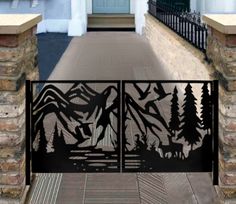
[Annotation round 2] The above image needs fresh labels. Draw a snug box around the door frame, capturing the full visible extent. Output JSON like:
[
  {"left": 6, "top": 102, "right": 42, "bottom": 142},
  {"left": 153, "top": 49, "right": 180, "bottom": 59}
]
[{"left": 92, "top": 0, "right": 131, "bottom": 14}]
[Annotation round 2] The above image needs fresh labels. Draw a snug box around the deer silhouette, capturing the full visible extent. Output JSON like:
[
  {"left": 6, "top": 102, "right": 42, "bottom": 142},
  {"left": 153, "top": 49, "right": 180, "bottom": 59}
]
[
  {"left": 158, "top": 140, "right": 172, "bottom": 159},
  {"left": 167, "top": 135, "right": 185, "bottom": 160}
]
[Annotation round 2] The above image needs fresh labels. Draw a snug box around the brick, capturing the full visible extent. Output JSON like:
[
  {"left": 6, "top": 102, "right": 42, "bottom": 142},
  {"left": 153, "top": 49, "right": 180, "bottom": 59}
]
[
  {"left": 220, "top": 112, "right": 236, "bottom": 132},
  {"left": 0, "top": 153, "right": 24, "bottom": 172},
  {"left": 0, "top": 126, "right": 25, "bottom": 147},
  {"left": 219, "top": 138, "right": 236, "bottom": 159},
  {"left": 207, "top": 36, "right": 236, "bottom": 78},
  {"left": 0, "top": 73, "right": 25, "bottom": 92},
  {"left": 220, "top": 98, "right": 236, "bottom": 118},
  {"left": 0, "top": 85, "right": 25, "bottom": 105},
  {"left": 219, "top": 85, "right": 236, "bottom": 104},
  {"left": 0, "top": 142, "right": 24, "bottom": 159},
  {"left": 0, "top": 113, "right": 25, "bottom": 132},
  {"left": 219, "top": 187, "right": 236, "bottom": 199},
  {"left": 0, "top": 36, "right": 37, "bottom": 63},
  {"left": 0, "top": 173, "right": 24, "bottom": 186},
  {"left": 0, "top": 101, "right": 25, "bottom": 118},
  {"left": 220, "top": 153, "right": 236, "bottom": 171},
  {"left": 220, "top": 172, "right": 236, "bottom": 186},
  {"left": 0, "top": 186, "right": 24, "bottom": 199},
  {"left": 211, "top": 27, "right": 236, "bottom": 48},
  {"left": 0, "top": 61, "right": 23, "bottom": 77},
  {"left": 0, "top": 27, "right": 35, "bottom": 48},
  {"left": 219, "top": 126, "right": 236, "bottom": 148}
]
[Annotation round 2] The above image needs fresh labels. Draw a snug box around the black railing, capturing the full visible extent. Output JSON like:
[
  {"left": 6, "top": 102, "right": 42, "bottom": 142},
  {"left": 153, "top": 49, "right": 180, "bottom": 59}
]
[{"left": 148, "top": 0, "right": 208, "bottom": 52}]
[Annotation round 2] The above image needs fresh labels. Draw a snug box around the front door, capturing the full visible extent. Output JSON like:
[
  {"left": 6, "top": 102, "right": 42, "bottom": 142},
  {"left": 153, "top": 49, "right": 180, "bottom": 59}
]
[{"left": 93, "top": 0, "right": 130, "bottom": 14}]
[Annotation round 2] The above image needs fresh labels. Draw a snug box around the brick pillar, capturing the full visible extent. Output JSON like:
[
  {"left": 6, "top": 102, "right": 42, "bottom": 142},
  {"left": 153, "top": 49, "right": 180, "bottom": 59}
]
[
  {"left": 0, "top": 14, "right": 41, "bottom": 204},
  {"left": 203, "top": 15, "right": 236, "bottom": 203}
]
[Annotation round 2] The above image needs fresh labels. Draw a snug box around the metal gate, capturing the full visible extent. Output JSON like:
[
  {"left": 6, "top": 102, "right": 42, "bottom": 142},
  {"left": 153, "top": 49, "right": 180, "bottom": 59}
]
[{"left": 26, "top": 80, "right": 218, "bottom": 185}]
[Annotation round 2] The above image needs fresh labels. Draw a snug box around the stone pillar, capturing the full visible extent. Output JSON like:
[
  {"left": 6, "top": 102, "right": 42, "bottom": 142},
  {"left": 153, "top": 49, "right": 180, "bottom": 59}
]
[
  {"left": 203, "top": 14, "right": 236, "bottom": 203},
  {"left": 0, "top": 14, "right": 41, "bottom": 204}
]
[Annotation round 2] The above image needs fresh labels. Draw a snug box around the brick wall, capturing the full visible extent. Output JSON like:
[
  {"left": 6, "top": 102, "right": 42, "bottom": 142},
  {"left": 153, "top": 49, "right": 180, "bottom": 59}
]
[
  {"left": 0, "top": 19, "right": 40, "bottom": 203},
  {"left": 145, "top": 14, "right": 214, "bottom": 81},
  {"left": 207, "top": 25, "right": 236, "bottom": 203}
]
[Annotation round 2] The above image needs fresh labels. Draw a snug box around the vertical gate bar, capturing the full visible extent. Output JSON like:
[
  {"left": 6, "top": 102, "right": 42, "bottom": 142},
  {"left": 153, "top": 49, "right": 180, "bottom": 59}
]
[
  {"left": 25, "top": 80, "right": 31, "bottom": 185},
  {"left": 121, "top": 81, "right": 125, "bottom": 172},
  {"left": 213, "top": 80, "right": 219, "bottom": 185},
  {"left": 118, "top": 81, "right": 122, "bottom": 172}
]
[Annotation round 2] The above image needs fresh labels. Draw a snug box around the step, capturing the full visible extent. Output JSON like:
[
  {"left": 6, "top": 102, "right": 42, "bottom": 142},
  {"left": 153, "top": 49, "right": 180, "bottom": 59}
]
[{"left": 88, "top": 14, "right": 135, "bottom": 30}]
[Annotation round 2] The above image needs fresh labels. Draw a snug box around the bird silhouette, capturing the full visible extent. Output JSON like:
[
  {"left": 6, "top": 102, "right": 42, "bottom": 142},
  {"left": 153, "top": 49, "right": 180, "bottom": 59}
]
[
  {"left": 154, "top": 83, "right": 171, "bottom": 101},
  {"left": 134, "top": 83, "right": 151, "bottom": 100}
]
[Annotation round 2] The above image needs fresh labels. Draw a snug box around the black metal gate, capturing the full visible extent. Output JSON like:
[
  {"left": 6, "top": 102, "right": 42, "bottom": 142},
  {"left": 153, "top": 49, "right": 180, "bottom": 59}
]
[{"left": 26, "top": 80, "right": 218, "bottom": 185}]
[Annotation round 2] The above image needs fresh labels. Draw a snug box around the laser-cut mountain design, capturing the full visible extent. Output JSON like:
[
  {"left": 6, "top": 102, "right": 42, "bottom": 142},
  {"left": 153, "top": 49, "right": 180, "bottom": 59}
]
[{"left": 32, "top": 82, "right": 120, "bottom": 172}]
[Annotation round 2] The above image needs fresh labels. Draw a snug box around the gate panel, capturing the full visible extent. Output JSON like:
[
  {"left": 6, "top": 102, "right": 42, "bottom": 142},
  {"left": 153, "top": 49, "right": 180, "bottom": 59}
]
[
  {"left": 122, "top": 81, "right": 216, "bottom": 172},
  {"left": 31, "top": 81, "right": 121, "bottom": 173},
  {"left": 26, "top": 80, "right": 218, "bottom": 184}
]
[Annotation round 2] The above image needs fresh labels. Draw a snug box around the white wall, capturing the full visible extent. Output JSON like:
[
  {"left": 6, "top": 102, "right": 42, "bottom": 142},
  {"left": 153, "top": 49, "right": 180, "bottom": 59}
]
[
  {"left": 0, "top": 0, "right": 71, "bottom": 33},
  {"left": 193, "top": 0, "right": 236, "bottom": 14}
]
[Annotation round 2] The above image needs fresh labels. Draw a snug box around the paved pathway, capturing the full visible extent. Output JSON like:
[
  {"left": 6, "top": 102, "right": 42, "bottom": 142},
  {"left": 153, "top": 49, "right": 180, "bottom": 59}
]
[
  {"left": 28, "top": 32, "right": 219, "bottom": 204},
  {"left": 48, "top": 32, "right": 168, "bottom": 80}
]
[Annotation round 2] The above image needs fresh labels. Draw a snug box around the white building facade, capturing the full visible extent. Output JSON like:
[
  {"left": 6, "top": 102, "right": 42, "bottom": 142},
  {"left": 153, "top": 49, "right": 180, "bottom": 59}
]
[{"left": 0, "top": 0, "right": 235, "bottom": 36}]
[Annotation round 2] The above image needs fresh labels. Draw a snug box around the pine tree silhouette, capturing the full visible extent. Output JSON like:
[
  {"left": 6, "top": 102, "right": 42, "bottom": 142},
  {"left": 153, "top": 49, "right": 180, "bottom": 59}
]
[
  {"left": 169, "top": 86, "right": 180, "bottom": 136},
  {"left": 53, "top": 123, "right": 66, "bottom": 154},
  {"left": 38, "top": 124, "right": 47, "bottom": 154},
  {"left": 200, "top": 83, "right": 212, "bottom": 134},
  {"left": 177, "top": 84, "right": 202, "bottom": 150}
]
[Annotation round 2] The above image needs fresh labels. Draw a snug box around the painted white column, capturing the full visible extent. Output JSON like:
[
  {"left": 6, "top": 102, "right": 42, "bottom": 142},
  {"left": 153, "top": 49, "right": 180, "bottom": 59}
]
[
  {"left": 87, "top": 0, "right": 92, "bottom": 14},
  {"left": 200, "top": 0, "right": 206, "bottom": 14},
  {"left": 68, "top": 0, "right": 87, "bottom": 36},
  {"left": 223, "top": 0, "right": 236, "bottom": 13},
  {"left": 135, "top": 0, "right": 148, "bottom": 35},
  {"left": 190, "top": 0, "right": 197, "bottom": 12},
  {"left": 205, "top": 0, "right": 236, "bottom": 14},
  {"left": 130, "top": 0, "right": 135, "bottom": 14}
]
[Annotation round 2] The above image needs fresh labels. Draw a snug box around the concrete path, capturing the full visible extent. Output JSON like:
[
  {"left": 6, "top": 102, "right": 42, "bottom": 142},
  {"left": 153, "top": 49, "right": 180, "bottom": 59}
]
[
  {"left": 28, "top": 32, "right": 219, "bottom": 204},
  {"left": 49, "top": 32, "right": 169, "bottom": 80}
]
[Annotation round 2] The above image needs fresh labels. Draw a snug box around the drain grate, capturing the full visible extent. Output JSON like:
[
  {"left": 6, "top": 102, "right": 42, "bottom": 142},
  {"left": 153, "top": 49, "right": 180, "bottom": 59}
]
[{"left": 27, "top": 174, "right": 62, "bottom": 204}]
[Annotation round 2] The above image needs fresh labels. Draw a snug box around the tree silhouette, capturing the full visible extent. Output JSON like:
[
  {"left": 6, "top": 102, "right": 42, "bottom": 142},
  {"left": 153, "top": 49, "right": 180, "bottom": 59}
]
[
  {"left": 141, "top": 134, "right": 148, "bottom": 150},
  {"left": 52, "top": 123, "right": 66, "bottom": 154},
  {"left": 200, "top": 83, "right": 212, "bottom": 134},
  {"left": 177, "top": 84, "right": 202, "bottom": 150},
  {"left": 38, "top": 124, "right": 47, "bottom": 154},
  {"left": 150, "top": 141, "right": 156, "bottom": 152},
  {"left": 169, "top": 86, "right": 180, "bottom": 136}
]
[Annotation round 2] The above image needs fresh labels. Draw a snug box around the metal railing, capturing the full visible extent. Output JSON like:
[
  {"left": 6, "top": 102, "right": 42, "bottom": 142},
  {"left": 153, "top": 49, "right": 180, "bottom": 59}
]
[{"left": 148, "top": 0, "right": 208, "bottom": 52}]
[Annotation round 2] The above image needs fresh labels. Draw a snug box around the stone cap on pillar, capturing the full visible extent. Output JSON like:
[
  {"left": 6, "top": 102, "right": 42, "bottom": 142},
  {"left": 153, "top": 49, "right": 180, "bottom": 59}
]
[
  {"left": 203, "top": 14, "right": 236, "bottom": 34},
  {"left": 0, "top": 14, "right": 42, "bottom": 34}
]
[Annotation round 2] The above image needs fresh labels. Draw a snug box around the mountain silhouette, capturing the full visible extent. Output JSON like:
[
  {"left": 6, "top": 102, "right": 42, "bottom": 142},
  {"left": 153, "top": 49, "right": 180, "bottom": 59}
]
[{"left": 32, "top": 83, "right": 119, "bottom": 150}]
